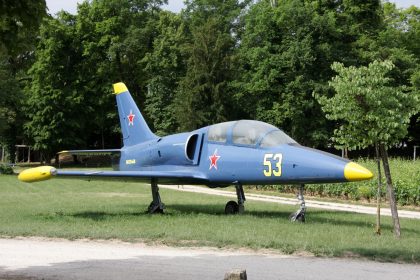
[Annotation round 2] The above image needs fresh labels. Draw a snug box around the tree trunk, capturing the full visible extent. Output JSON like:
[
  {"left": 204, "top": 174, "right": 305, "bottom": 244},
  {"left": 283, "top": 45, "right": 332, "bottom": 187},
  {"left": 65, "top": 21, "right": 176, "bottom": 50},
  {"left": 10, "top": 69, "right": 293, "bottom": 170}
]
[
  {"left": 375, "top": 144, "right": 382, "bottom": 235},
  {"left": 379, "top": 144, "right": 401, "bottom": 238}
]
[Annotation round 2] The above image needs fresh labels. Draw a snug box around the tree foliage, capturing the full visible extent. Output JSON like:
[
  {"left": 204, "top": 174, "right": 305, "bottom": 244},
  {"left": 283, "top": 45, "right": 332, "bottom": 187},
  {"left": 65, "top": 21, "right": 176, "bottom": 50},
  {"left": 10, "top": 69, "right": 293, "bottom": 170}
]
[
  {"left": 173, "top": 0, "right": 245, "bottom": 131},
  {"left": 24, "top": 0, "right": 166, "bottom": 157},
  {"left": 144, "top": 11, "right": 187, "bottom": 135},
  {"left": 0, "top": 0, "right": 419, "bottom": 160},
  {"left": 235, "top": 0, "right": 384, "bottom": 146},
  {"left": 0, "top": 0, "right": 47, "bottom": 55},
  {"left": 0, "top": 0, "right": 47, "bottom": 161},
  {"left": 317, "top": 60, "right": 419, "bottom": 149}
]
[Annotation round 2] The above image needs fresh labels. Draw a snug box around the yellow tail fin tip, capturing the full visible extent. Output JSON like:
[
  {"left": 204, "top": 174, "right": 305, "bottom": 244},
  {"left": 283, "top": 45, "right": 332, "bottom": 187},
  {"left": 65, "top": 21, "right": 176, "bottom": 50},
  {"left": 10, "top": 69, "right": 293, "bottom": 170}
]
[{"left": 113, "top": 82, "right": 128, "bottom": 95}]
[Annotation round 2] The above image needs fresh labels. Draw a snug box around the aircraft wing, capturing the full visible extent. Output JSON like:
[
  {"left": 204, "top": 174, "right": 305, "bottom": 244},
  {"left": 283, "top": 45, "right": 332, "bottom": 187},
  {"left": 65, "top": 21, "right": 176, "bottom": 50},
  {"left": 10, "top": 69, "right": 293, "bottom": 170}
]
[{"left": 18, "top": 166, "right": 209, "bottom": 184}]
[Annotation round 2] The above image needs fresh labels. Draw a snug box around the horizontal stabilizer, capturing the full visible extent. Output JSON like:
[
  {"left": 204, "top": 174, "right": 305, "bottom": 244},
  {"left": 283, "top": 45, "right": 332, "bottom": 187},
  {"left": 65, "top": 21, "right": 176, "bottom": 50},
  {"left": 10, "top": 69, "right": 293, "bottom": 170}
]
[{"left": 58, "top": 149, "right": 121, "bottom": 156}]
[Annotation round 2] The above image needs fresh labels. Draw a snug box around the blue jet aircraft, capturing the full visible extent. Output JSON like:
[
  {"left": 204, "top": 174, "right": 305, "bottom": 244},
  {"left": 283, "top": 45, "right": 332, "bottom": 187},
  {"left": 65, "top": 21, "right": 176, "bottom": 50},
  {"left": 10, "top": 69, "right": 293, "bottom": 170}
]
[{"left": 19, "top": 82, "right": 373, "bottom": 221}]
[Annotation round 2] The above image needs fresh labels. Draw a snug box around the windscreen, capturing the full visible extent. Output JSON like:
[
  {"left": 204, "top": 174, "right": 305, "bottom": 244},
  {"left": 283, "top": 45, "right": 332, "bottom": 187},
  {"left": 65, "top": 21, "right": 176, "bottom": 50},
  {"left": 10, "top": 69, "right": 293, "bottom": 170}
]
[{"left": 260, "top": 130, "right": 297, "bottom": 147}]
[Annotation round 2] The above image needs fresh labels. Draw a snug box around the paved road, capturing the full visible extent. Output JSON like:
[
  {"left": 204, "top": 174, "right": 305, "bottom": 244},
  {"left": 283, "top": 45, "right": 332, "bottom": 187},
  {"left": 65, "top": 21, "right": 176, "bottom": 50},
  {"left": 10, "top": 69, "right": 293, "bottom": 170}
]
[
  {"left": 161, "top": 185, "right": 420, "bottom": 219},
  {"left": 0, "top": 238, "right": 419, "bottom": 280}
]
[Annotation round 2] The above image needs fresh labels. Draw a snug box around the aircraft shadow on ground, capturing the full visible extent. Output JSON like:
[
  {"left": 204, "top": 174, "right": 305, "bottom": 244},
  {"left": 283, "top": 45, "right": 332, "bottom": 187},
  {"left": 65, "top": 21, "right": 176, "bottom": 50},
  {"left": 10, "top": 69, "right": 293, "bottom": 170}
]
[
  {"left": 168, "top": 203, "right": 292, "bottom": 218},
  {"left": 37, "top": 204, "right": 420, "bottom": 234},
  {"left": 38, "top": 204, "right": 292, "bottom": 221}
]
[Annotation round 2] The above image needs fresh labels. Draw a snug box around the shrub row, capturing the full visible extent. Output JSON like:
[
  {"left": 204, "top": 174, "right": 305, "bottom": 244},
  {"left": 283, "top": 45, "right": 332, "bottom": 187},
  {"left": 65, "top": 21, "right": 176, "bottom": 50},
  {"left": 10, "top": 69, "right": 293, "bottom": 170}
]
[{"left": 0, "top": 164, "right": 14, "bottom": 175}]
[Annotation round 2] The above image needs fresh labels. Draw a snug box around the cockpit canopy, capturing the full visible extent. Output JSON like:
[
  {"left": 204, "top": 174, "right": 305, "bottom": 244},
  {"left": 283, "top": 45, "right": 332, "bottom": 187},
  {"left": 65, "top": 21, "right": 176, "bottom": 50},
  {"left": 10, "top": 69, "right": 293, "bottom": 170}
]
[{"left": 207, "top": 120, "right": 297, "bottom": 148}]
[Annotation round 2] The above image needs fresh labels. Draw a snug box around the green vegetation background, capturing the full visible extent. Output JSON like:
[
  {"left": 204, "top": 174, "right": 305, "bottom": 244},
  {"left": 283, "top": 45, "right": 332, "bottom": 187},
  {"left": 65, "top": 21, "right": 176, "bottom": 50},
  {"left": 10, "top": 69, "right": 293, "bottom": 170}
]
[{"left": 0, "top": 0, "right": 419, "bottom": 160}]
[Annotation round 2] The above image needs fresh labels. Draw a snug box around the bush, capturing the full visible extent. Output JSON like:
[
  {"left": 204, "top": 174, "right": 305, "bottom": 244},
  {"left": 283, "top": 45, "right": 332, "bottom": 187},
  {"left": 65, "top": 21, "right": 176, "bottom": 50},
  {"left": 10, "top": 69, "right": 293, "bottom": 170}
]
[
  {"left": 357, "top": 185, "right": 373, "bottom": 201},
  {"left": 0, "top": 164, "right": 14, "bottom": 175}
]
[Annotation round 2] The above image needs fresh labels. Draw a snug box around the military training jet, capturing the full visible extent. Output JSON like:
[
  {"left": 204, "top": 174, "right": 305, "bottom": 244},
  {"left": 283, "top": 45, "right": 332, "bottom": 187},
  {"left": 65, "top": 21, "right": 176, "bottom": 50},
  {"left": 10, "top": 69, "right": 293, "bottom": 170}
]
[{"left": 18, "top": 82, "right": 373, "bottom": 221}]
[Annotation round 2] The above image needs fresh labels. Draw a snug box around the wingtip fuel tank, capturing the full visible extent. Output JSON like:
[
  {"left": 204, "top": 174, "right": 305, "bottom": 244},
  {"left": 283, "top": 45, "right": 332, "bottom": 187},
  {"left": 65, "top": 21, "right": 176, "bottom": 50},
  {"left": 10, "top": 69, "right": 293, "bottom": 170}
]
[{"left": 18, "top": 166, "right": 57, "bottom": 183}]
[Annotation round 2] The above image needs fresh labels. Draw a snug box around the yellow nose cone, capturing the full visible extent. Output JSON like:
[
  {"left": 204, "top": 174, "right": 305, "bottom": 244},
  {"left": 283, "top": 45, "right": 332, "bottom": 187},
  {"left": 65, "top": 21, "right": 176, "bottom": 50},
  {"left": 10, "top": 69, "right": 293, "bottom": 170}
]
[
  {"left": 18, "top": 166, "right": 56, "bottom": 183},
  {"left": 344, "top": 162, "right": 373, "bottom": 181}
]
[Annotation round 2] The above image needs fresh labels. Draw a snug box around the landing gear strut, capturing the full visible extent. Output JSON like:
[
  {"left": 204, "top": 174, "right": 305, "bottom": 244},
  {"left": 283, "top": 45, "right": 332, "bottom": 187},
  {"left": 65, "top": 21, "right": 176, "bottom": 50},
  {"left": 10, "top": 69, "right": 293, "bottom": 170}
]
[
  {"left": 290, "top": 184, "right": 306, "bottom": 222},
  {"left": 225, "top": 183, "right": 246, "bottom": 214},
  {"left": 148, "top": 179, "right": 165, "bottom": 214}
]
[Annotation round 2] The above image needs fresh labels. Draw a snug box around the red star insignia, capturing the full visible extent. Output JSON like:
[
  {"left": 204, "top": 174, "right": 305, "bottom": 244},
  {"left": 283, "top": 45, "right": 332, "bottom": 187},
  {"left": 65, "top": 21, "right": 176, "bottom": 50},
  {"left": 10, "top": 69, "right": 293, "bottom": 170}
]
[
  {"left": 209, "top": 149, "right": 221, "bottom": 170},
  {"left": 127, "top": 110, "right": 135, "bottom": 126}
]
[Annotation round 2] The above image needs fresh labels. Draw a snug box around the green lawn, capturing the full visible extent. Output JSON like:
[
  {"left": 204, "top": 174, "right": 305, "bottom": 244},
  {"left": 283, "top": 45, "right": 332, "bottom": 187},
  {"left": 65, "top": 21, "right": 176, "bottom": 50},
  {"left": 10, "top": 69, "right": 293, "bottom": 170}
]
[{"left": 0, "top": 174, "right": 419, "bottom": 263}]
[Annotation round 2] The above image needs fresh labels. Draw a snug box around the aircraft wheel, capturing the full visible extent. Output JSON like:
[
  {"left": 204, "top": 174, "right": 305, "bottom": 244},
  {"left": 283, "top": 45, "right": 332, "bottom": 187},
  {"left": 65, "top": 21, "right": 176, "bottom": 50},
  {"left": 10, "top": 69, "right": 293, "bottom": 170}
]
[
  {"left": 225, "top": 200, "right": 239, "bottom": 215},
  {"left": 295, "top": 213, "right": 305, "bottom": 222},
  {"left": 148, "top": 202, "right": 164, "bottom": 214},
  {"left": 289, "top": 212, "right": 305, "bottom": 223}
]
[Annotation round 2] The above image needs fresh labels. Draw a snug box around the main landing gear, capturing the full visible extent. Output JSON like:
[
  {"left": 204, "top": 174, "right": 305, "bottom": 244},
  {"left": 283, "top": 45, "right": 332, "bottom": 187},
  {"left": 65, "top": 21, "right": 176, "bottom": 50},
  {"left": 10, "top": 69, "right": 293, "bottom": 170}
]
[
  {"left": 225, "top": 183, "right": 246, "bottom": 215},
  {"left": 148, "top": 179, "right": 165, "bottom": 214},
  {"left": 290, "top": 184, "right": 306, "bottom": 222}
]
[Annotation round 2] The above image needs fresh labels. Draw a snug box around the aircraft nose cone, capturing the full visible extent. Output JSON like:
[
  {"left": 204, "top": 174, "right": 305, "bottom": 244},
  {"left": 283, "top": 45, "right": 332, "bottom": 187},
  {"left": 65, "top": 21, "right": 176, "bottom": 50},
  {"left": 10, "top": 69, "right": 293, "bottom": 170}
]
[{"left": 344, "top": 162, "right": 373, "bottom": 181}]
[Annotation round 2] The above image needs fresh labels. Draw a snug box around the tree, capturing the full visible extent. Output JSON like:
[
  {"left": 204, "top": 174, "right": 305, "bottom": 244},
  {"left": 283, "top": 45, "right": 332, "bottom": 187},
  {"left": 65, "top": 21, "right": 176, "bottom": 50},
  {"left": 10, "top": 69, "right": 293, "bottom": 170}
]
[
  {"left": 173, "top": 0, "right": 245, "bottom": 131},
  {"left": 0, "top": 0, "right": 47, "bottom": 56},
  {"left": 379, "top": 3, "right": 420, "bottom": 147},
  {"left": 316, "top": 60, "right": 420, "bottom": 237},
  {"left": 25, "top": 14, "right": 87, "bottom": 162},
  {"left": 143, "top": 11, "right": 187, "bottom": 135},
  {"left": 25, "top": 0, "right": 166, "bottom": 159},
  {"left": 74, "top": 0, "right": 165, "bottom": 146},
  {"left": 235, "top": 0, "right": 384, "bottom": 146},
  {"left": 0, "top": 0, "right": 47, "bottom": 162}
]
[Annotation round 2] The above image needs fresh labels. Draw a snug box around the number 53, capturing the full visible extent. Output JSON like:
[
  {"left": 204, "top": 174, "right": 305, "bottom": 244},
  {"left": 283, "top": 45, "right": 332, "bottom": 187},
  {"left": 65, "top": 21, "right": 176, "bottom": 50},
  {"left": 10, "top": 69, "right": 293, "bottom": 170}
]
[{"left": 263, "top": 153, "right": 282, "bottom": 177}]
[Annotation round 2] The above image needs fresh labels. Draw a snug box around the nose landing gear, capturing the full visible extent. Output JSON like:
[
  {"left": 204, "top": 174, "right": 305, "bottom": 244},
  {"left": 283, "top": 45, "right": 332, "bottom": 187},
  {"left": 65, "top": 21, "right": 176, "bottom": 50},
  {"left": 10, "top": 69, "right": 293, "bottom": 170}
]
[{"left": 225, "top": 183, "right": 246, "bottom": 214}]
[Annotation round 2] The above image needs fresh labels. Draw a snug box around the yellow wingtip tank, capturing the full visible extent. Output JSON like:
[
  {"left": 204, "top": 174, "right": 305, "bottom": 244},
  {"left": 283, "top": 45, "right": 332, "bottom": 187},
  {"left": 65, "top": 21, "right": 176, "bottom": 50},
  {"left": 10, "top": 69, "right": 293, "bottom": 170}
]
[
  {"left": 18, "top": 166, "right": 57, "bottom": 183},
  {"left": 344, "top": 162, "right": 373, "bottom": 181},
  {"left": 113, "top": 82, "right": 128, "bottom": 95}
]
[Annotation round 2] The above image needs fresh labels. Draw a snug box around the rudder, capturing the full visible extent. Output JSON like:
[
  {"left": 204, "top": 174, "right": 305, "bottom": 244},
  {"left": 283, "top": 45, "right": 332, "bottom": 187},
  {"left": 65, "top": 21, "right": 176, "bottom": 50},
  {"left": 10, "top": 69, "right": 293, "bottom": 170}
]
[{"left": 113, "top": 82, "right": 157, "bottom": 146}]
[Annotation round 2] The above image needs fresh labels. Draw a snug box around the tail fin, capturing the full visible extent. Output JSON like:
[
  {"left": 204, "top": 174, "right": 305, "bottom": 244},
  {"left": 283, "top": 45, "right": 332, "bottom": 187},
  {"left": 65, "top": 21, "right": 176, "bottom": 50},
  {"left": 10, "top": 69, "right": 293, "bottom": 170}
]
[{"left": 113, "top": 82, "right": 157, "bottom": 146}]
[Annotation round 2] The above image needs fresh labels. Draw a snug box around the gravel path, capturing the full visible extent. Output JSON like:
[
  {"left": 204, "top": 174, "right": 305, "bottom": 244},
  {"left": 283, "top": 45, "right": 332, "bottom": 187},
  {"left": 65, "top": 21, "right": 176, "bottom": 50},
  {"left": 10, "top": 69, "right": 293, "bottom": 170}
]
[{"left": 1, "top": 238, "right": 419, "bottom": 280}]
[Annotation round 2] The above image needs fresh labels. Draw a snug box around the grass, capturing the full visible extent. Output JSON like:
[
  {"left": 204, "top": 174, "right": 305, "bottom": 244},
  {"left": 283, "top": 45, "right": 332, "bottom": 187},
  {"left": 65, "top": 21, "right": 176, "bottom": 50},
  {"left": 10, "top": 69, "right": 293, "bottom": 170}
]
[{"left": 0, "top": 174, "right": 419, "bottom": 263}]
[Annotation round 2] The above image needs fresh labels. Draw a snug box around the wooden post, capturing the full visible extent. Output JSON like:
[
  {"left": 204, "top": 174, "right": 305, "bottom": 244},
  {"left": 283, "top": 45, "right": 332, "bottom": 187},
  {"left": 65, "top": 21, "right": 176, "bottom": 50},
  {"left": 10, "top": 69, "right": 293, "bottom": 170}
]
[
  {"left": 28, "top": 147, "right": 31, "bottom": 163},
  {"left": 414, "top": 146, "right": 418, "bottom": 161},
  {"left": 375, "top": 144, "right": 382, "bottom": 235},
  {"left": 224, "top": 269, "right": 247, "bottom": 280},
  {"left": 379, "top": 144, "right": 401, "bottom": 238}
]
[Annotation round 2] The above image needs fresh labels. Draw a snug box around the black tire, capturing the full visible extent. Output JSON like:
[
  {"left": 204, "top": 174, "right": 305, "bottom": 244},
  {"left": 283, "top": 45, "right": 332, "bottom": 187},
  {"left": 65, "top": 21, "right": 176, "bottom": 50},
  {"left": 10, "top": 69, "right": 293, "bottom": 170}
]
[
  {"left": 294, "top": 213, "right": 305, "bottom": 223},
  {"left": 289, "top": 212, "right": 305, "bottom": 222},
  {"left": 297, "top": 214, "right": 305, "bottom": 222},
  {"left": 148, "top": 202, "right": 164, "bottom": 214},
  {"left": 225, "top": 200, "right": 239, "bottom": 214}
]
